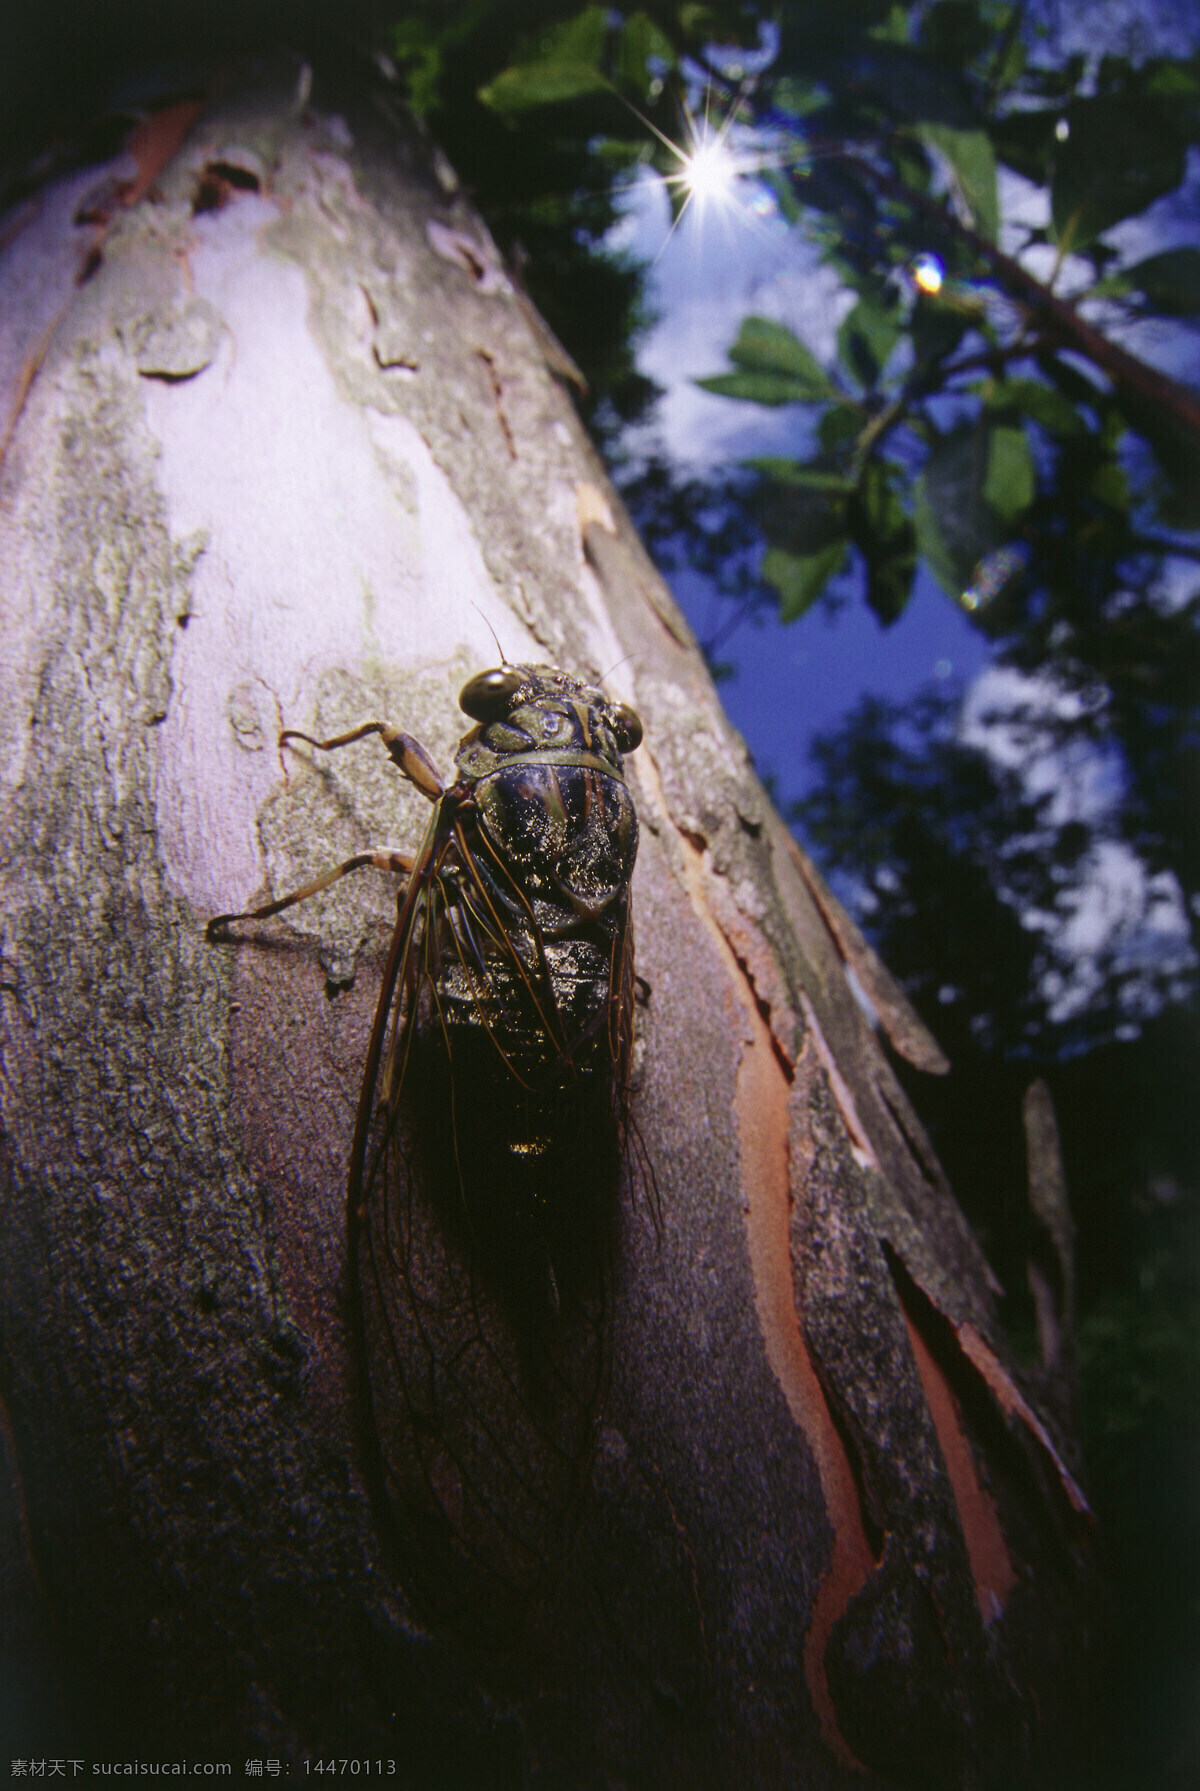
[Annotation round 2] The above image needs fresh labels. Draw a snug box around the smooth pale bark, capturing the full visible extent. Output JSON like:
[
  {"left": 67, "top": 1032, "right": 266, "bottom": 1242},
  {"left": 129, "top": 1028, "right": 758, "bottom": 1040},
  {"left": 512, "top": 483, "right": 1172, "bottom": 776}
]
[{"left": 0, "top": 54, "right": 1099, "bottom": 1785}]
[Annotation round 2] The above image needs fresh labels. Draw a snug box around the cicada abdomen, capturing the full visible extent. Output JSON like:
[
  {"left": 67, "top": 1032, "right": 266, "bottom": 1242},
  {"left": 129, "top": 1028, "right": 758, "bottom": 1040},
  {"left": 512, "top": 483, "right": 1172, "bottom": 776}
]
[{"left": 211, "top": 662, "right": 644, "bottom": 1643}]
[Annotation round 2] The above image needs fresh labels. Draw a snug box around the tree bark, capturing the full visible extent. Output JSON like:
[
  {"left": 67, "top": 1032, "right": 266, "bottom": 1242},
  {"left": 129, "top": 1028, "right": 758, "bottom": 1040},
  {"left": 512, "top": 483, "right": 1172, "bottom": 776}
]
[{"left": 0, "top": 52, "right": 1100, "bottom": 1786}]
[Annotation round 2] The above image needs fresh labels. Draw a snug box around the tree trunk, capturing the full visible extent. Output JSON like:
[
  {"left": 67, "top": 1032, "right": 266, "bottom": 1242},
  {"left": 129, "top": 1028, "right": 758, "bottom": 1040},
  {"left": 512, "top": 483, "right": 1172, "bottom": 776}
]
[{"left": 0, "top": 51, "right": 1100, "bottom": 1786}]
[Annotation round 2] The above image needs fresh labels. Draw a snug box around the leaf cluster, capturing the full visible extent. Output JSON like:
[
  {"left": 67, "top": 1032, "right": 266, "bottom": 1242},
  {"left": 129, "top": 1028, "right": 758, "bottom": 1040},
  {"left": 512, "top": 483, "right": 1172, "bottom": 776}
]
[
  {"left": 691, "top": 4, "right": 1200, "bottom": 631},
  {"left": 383, "top": 2, "right": 715, "bottom": 438},
  {"left": 457, "top": 0, "right": 1200, "bottom": 1037},
  {"left": 797, "top": 681, "right": 1195, "bottom": 1063},
  {"left": 436, "top": 6, "right": 1200, "bottom": 924}
]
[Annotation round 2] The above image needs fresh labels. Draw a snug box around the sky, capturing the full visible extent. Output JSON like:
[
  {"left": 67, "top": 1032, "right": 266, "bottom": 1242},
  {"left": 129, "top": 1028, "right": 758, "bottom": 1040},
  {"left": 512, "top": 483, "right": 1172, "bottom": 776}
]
[
  {"left": 609, "top": 165, "right": 991, "bottom": 804},
  {"left": 612, "top": 105, "right": 1200, "bottom": 800},
  {"left": 607, "top": 72, "right": 1200, "bottom": 1026}
]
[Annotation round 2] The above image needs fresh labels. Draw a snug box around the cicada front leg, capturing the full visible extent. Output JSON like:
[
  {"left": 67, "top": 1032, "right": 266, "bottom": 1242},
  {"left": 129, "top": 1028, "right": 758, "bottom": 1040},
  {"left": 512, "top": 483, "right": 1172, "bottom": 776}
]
[
  {"left": 280, "top": 721, "right": 444, "bottom": 802},
  {"left": 206, "top": 718, "right": 443, "bottom": 938}
]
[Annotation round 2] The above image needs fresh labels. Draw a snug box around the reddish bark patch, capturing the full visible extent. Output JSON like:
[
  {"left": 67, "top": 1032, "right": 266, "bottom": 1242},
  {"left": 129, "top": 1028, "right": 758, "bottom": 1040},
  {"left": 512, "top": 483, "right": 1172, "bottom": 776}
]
[
  {"left": 735, "top": 1030, "right": 875, "bottom": 1771},
  {"left": 193, "top": 160, "right": 263, "bottom": 215},
  {"left": 651, "top": 800, "right": 876, "bottom": 1769},
  {"left": 75, "top": 244, "right": 103, "bottom": 286},
  {"left": 956, "top": 1320, "right": 1091, "bottom": 1518},
  {"left": 125, "top": 101, "right": 205, "bottom": 208},
  {"left": 898, "top": 1305, "right": 1017, "bottom": 1626}
]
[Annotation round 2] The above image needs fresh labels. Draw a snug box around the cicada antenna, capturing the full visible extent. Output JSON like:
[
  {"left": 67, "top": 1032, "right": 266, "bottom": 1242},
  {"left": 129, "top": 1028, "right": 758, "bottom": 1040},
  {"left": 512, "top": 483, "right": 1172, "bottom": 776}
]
[
  {"left": 598, "top": 652, "right": 636, "bottom": 686},
  {"left": 471, "top": 600, "right": 513, "bottom": 668}
]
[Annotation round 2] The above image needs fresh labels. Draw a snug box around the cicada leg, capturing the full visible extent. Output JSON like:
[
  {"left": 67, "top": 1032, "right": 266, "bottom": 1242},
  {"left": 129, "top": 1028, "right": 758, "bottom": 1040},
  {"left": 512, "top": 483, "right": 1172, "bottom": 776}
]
[
  {"left": 208, "top": 717, "right": 445, "bottom": 937},
  {"left": 206, "top": 848, "right": 415, "bottom": 939},
  {"left": 280, "top": 721, "right": 444, "bottom": 802}
]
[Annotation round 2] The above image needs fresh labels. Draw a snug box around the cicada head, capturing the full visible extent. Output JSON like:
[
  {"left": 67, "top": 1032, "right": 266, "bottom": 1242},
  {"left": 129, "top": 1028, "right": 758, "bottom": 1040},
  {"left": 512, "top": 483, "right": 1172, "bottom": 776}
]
[
  {"left": 457, "top": 663, "right": 641, "bottom": 772},
  {"left": 454, "top": 664, "right": 642, "bottom": 919}
]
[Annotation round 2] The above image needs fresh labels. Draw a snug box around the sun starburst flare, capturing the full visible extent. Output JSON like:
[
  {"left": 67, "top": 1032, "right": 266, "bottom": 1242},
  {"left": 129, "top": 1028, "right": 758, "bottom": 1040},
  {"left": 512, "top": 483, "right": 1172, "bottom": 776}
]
[
  {"left": 619, "top": 83, "right": 781, "bottom": 253},
  {"left": 662, "top": 108, "right": 777, "bottom": 228}
]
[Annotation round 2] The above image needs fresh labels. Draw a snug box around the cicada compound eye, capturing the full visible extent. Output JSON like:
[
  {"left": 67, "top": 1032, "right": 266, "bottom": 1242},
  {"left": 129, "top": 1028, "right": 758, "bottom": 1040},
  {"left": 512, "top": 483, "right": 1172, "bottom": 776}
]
[
  {"left": 459, "top": 665, "right": 523, "bottom": 723},
  {"left": 610, "top": 703, "right": 643, "bottom": 753}
]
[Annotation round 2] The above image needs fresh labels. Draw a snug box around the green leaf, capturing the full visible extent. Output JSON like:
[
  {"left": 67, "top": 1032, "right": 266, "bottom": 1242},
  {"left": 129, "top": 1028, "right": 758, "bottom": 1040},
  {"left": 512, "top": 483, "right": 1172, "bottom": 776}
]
[
  {"left": 756, "top": 472, "right": 848, "bottom": 558},
  {"left": 744, "top": 458, "right": 854, "bottom": 491},
  {"left": 890, "top": 135, "right": 933, "bottom": 196},
  {"left": 1109, "top": 247, "right": 1200, "bottom": 316},
  {"left": 819, "top": 404, "right": 863, "bottom": 453},
  {"left": 1090, "top": 459, "right": 1128, "bottom": 510},
  {"left": 863, "top": 543, "right": 917, "bottom": 625},
  {"left": 618, "top": 11, "right": 676, "bottom": 95},
  {"left": 849, "top": 460, "right": 917, "bottom": 625},
  {"left": 591, "top": 136, "right": 654, "bottom": 166},
  {"left": 772, "top": 76, "right": 830, "bottom": 122},
  {"left": 911, "top": 291, "right": 970, "bottom": 366},
  {"left": 916, "top": 420, "right": 1003, "bottom": 593},
  {"left": 727, "top": 316, "right": 838, "bottom": 397},
  {"left": 697, "top": 372, "right": 826, "bottom": 407},
  {"left": 990, "top": 8, "right": 1027, "bottom": 91},
  {"left": 479, "top": 61, "right": 608, "bottom": 113},
  {"left": 763, "top": 167, "right": 804, "bottom": 225},
  {"left": 991, "top": 105, "right": 1060, "bottom": 186},
  {"left": 921, "top": 125, "right": 999, "bottom": 240},
  {"left": 763, "top": 541, "right": 847, "bottom": 621},
  {"left": 852, "top": 459, "right": 906, "bottom": 540},
  {"left": 996, "top": 378, "right": 1085, "bottom": 438},
  {"left": 1052, "top": 96, "right": 1187, "bottom": 247},
  {"left": 1142, "top": 60, "right": 1200, "bottom": 101},
  {"left": 679, "top": 3, "right": 724, "bottom": 33},
  {"left": 837, "top": 295, "right": 901, "bottom": 389},
  {"left": 914, "top": 481, "right": 962, "bottom": 596},
  {"left": 390, "top": 20, "right": 441, "bottom": 117},
  {"left": 872, "top": 5, "right": 913, "bottom": 48},
  {"left": 479, "top": 6, "right": 610, "bottom": 114},
  {"left": 983, "top": 424, "right": 1035, "bottom": 523}
]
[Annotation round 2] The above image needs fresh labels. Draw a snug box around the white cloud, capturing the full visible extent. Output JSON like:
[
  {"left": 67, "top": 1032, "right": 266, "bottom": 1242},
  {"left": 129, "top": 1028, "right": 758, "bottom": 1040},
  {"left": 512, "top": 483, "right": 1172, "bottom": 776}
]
[
  {"left": 611, "top": 169, "right": 847, "bottom": 472},
  {"left": 960, "top": 665, "right": 1195, "bottom": 1028}
]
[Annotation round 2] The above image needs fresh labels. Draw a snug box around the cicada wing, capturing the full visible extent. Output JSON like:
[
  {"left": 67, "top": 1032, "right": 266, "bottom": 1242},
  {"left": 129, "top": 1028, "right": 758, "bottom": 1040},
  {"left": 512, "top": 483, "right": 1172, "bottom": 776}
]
[{"left": 349, "top": 827, "right": 612, "bottom": 1643}]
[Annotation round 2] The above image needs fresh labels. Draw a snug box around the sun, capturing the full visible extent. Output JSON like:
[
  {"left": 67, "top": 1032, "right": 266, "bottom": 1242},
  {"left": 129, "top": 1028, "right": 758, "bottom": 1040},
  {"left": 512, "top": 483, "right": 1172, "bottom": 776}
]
[
  {"left": 676, "top": 129, "right": 739, "bottom": 208},
  {"left": 655, "top": 98, "right": 778, "bottom": 238},
  {"left": 611, "top": 82, "right": 782, "bottom": 255}
]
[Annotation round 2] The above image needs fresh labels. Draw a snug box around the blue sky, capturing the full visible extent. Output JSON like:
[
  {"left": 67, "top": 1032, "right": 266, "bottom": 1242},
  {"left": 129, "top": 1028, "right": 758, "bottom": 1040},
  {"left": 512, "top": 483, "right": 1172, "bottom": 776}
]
[
  {"left": 608, "top": 69, "right": 1200, "bottom": 1023},
  {"left": 607, "top": 0, "right": 1200, "bottom": 820},
  {"left": 610, "top": 166, "right": 990, "bottom": 804}
]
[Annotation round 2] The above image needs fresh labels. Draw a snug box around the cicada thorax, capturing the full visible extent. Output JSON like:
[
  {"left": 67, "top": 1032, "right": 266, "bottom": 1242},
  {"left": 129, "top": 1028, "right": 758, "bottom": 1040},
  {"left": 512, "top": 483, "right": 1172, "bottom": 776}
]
[{"left": 355, "top": 664, "right": 642, "bottom": 1644}]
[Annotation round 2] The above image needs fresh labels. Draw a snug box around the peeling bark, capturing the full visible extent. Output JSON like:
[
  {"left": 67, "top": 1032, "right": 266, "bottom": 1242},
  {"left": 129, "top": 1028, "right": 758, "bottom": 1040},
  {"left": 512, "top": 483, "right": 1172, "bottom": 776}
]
[{"left": 0, "top": 53, "right": 1101, "bottom": 1783}]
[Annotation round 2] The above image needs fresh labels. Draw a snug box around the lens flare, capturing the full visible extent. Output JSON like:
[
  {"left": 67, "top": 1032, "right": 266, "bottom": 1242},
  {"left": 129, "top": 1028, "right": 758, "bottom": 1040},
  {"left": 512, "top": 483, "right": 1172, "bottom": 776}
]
[
  {"left": 912, "top": 251, "right": 945, "bottom": 295},
  {"left": 629, "top": 84, "right": 779, "bottom": 246},
  {"left": 678, "top": 132, "right": 739, "bottom": 206},
  {"left": 961, "top": 543, "right": 1031, "bottom": 612},
  {"left": 663, "top": 113, "right": 768, "bottom": 228}
]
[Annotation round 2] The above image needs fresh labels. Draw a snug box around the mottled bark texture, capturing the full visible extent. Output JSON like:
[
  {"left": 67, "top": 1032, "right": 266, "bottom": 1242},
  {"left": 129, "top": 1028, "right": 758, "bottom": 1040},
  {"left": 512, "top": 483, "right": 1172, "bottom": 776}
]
[{"left": 0, "top": 53, "right": 1099, "bottom": 1785}]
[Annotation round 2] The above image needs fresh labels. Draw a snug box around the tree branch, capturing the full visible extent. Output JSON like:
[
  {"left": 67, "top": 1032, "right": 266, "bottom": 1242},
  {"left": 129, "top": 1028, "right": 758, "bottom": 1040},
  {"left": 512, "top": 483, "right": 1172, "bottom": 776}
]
[{"left": 845, "top": 151, "right": 1200, "bottom": 447}]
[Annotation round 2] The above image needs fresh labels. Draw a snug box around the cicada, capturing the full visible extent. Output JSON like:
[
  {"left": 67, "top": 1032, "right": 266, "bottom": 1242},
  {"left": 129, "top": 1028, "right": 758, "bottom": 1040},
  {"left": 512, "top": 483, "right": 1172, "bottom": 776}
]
[{"left": 209, "top": 662, "right": 645, "bottom": 1637}]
